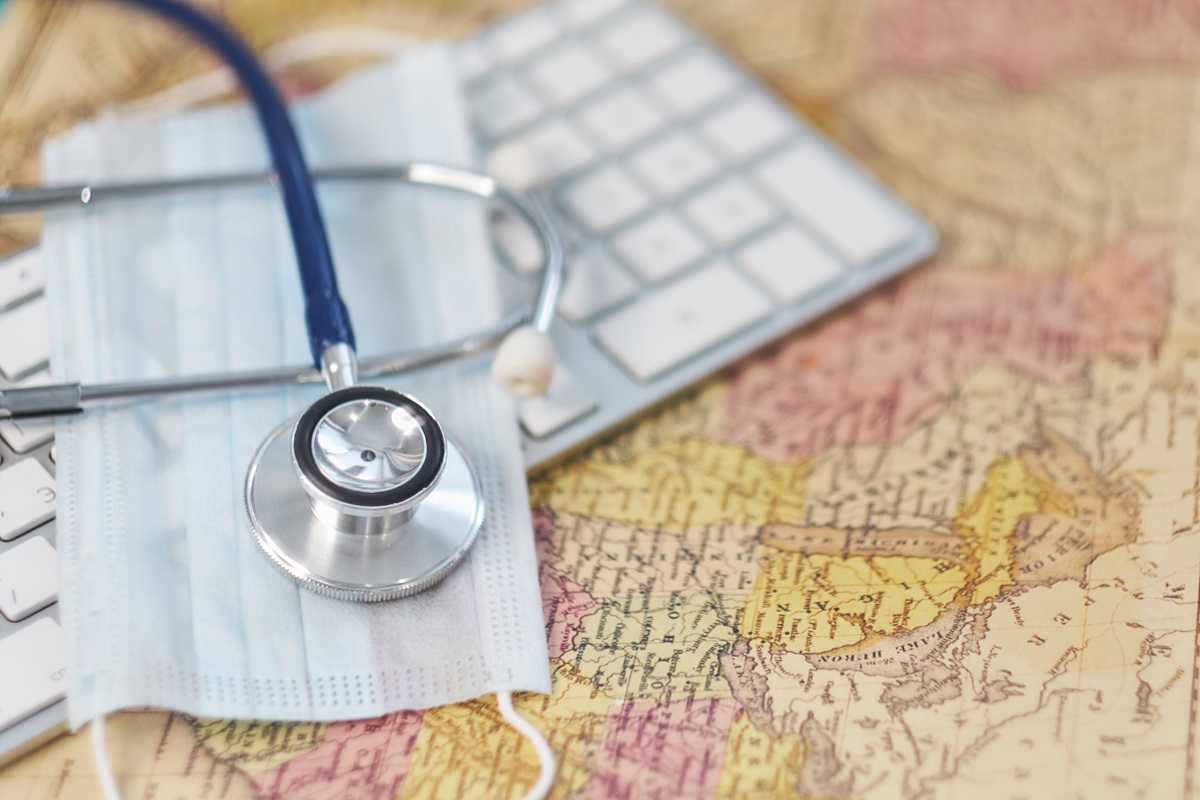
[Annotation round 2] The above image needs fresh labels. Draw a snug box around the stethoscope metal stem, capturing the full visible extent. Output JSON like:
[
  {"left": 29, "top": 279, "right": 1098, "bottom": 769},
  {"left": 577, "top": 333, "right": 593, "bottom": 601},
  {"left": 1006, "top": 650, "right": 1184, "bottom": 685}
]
[{"left": 0, "top": 305, "right": 528, "bottom": 419}]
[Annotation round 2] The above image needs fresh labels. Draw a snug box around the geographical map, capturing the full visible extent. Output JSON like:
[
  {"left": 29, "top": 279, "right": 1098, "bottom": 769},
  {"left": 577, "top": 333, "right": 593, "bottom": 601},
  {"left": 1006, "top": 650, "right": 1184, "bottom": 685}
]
[{"left": 3, "top": 0, "right": 1200, "bottom": 797}]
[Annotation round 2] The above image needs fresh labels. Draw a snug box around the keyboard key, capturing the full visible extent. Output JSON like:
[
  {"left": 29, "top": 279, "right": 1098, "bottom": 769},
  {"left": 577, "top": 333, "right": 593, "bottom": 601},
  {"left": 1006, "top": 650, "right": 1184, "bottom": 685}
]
[
  {"left": 0, "top": 371, "right": 54, "bottom": 454},
  {"left": 628, "top": 131, "right": 720, "bottom": 197},
  {"left": 0, "top": 618, "right": 66, "bottom": 731},
  {"left": 599, "top": 7, "right": 687, "bottom": 68},
  {"left": 648, "top": 50, "right": 740, "bottom": 114},
  {"left": 0, "top": 415, "right": 54, "bottom": 455},
  {"left": 558, "top": 247, "right": 637, "bottom": 323},
  {"left": 488, "top": 8, "right": 559, "bottom": 62},
  {"left": 559, "top": 0, "right": 633, "bottom": 26},
  {"left": 519, "top": 365, "right": 597, "bottom": 438},
  {"left": 560, "top": 166, "right": 652, "bottom": 232},
  {"left": 737, "top": 225, "right": 844, "bottom": 303},
  {"left": 594, "top": 261, "right": 772, "bottom": 381},
  {"left": 0, "top": 249, "right": 45, "bottom": 312},
  {"left": 576, "top": 87, "right": 665, "bottom": 151},
  {"left": 611, "top": 211, "right": 706, "bottom": 282},
  {"left": 0, "top": 459, "right": 56, "bottom": 541},
  {"left": 526, "top": 45, "right": 614, "bottom": 104},
  {"left": 755, "top": 140, "right": 916, "bottom": 265},
  {"left": 491, "top": 120, "right": 597, "bottom": 187},
  {"left": 0, "top": 536, "right": 57, "bottom": 622},
  {"left": 492, "top": 213, "right": 544, "bottom": 276},
  {"left": 682, "top": 176, "right": 775, "bottom": 246},
  {"left": 454, "top": 39, "right": 491, "bottom": 83},
  {"left": 701, "top": 96, "right": 796, "bottom": 160},
  {"left": 0, "top": 297, "right": 50, "bottom": 381},
  {"left": 559, "top": 0, "right": 630, "bottom": 27},
  {"left": 471, "top": 78, "right": 543, "bottom": 138}
]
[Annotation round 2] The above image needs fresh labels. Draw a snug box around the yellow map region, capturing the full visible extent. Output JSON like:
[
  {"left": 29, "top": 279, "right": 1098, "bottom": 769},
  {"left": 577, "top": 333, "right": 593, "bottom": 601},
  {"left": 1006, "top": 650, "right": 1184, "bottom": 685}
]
[
  {"left": 532, "top": 434, "right": 809, "bottom": 529},
  {"left": 741, "top": 553, "right": 966, "bottom": 653},
  {"left": 956, "top": 455, "right": 1076, "bottom": 605}
]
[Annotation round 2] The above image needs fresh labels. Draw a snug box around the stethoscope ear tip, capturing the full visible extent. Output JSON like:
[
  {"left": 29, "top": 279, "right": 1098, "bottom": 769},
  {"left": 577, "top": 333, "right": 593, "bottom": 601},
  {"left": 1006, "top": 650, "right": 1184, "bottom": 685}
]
[{"left": 492, "top": 324, "right": 556, "bottom": 399}]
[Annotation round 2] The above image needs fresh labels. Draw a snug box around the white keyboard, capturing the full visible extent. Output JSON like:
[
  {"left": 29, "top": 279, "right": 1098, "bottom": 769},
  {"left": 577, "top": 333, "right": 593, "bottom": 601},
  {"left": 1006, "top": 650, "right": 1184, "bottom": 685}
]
[
  {"left": 0, "top": 0, "right": 936, "bottom": 764},
  {"left": 458, "top": 0, "right": 936, "bottom": 470},
  {"left": 0, "top": 247, "right": 69, "bottom": 764}
]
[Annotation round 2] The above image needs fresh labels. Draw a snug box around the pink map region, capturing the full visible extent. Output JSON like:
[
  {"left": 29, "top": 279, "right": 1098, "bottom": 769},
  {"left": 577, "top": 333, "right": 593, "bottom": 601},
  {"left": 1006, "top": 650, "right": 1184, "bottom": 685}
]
[
  {"left": 535, "top": 508, "right": 602, "bottom": 660},
  {"left": 718, "top": 235, "right": 1170, "bottom": 462},
  {"left": 587, "top": 698, "right": 741, "bottom": 800},
  {"left": 250, "top": 712, "right": 424, "bottom": 800},
  {"left": 869, "top": 0, "right": 1200, "bottom": 87}
]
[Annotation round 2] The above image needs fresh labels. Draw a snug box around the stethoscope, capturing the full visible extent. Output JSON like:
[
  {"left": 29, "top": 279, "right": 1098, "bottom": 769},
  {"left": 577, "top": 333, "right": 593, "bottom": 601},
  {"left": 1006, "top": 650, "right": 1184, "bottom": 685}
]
[{"left": 0, "top": 0, "right": 566, "bottom": 601}]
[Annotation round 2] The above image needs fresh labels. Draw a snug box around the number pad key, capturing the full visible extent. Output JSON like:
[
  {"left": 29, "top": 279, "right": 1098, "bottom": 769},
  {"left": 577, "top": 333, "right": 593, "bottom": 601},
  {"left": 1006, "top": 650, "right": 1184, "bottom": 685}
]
[
  {"left": 0, "top": 249, "right": 45, "bottom": 312},
  {"left": 0, "top": 618, "right": 67, "bottom": 730},
  {"left": 0, "top": 459, "right": 56, "bottom": 541},
  {"left": 0, "top": 536, "right": 57, "bottom": 621},
  {"left": 0, "top": 297, "right": 50, "bottom": 381}
]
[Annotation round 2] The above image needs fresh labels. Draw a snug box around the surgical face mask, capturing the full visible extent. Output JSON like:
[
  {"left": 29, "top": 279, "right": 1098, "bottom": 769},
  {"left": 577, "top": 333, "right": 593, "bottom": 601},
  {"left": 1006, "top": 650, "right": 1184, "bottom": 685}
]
[{"left": 41, "top": 45, "right": 551, "bottom": 726}]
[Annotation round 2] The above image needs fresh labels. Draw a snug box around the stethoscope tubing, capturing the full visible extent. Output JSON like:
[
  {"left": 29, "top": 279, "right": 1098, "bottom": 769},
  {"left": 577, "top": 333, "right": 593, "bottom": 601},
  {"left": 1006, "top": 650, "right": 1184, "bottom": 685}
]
[{"left": 0, "top": 163, "right": 566, "bottom": 419}]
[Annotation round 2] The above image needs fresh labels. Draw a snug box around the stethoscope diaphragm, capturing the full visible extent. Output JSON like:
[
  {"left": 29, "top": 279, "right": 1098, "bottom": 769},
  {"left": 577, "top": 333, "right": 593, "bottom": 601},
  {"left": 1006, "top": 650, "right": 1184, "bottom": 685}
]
[{"left": 245, "top": 387, "right": 484, "bottom": 602}]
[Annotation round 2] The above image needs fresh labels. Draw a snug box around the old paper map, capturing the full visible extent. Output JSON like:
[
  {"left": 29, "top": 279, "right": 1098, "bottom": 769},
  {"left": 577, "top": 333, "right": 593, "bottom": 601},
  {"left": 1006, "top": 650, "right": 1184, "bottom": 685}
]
[{"left": 4, "top": 0, "right": 1200, "bottom": 797}]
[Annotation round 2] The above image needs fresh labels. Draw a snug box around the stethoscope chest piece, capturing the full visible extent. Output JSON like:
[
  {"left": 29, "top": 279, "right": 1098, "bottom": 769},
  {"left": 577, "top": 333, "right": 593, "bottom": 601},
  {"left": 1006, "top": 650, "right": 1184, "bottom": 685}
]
[{"left": 245, "top": 386, "right": 484, "bottom": 601}]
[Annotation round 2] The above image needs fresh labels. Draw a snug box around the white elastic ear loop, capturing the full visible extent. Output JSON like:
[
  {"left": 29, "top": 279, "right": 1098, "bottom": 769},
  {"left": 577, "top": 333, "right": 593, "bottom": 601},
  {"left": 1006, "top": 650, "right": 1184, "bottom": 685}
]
[
  {"left": 497, "top": 691, "right": 555, "bottom": 800},
  {"left": 91, "top": 714, "right": 123, "bottom": 800}
]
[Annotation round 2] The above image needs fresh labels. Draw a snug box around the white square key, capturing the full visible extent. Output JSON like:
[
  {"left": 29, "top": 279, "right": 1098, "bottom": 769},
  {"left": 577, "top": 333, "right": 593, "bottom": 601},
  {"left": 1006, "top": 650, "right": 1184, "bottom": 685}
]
[
  {"left": 598, "top": 7, "right": 688, "bottom": 68},
  {"left": 0, "top": 618, "right": 67, "bottom": 730},
  {"left": 490, "top": 120, "right": 597, "bottom": 188},
  {"left": 628, "top": 131, "right": 720, "bottom": 198},
  {"left": 611, "top": 211, "right": 707, "bottom": 282},
  {"left": 0, "top": 415, "right": 54, "bottom": 455},
  {"left": 0, "top": 248, "right": 45, "bottom": 311},
  {"left": 701, "top": 95, "right": 796, "bottom": 161},
  {"left": 648, "top": 50, "right": 740, "bottom": 115},
  {"left": 755, "top": 140, "right": 916, "bottom": 266},
  {"left": 470, "top": 78, "right": 543, "bottom": 139},
  {"left": 492, "top": 213, "right": 544, "bottom": 276},
  {"left": 0, "top": 370, "right": 55, "bottom": 454},
  {"left": 737, "top": 225, "right": 844, "bottom": 303},
  {"left": 0, "top": 459, "right": 56, "bottom": 541},
  {"left": 683, "top": 176, "right": 776, "bottom": 246},
  {"left": 559, "top": 0, "right": 631, "bottom": 27},
  {"left": 488, "top": 8, "right": 559, "bottom": 62},
  {"left": 454, "top": 39, "right": 491, "bottom": 83},
  {"left": 526, "top": 45, "right": 614, "bottom": 105},
  {"left": 558, "top": 247, "right": 637, "bottom": 323},
  {"left": 0, "top": 536, "right": 57, "bottom": 621},
  {"left": 0, "top": 297, "right": 50, "bottom": 381},
  {"left": 577, "top": 87, "right": 665, "bottom": 151},
  {"left": 594, "top": 260, "right": 773, "bottom": 381},
  {"left": 560, "top": 165, "right": 652, "bottom": 232}
]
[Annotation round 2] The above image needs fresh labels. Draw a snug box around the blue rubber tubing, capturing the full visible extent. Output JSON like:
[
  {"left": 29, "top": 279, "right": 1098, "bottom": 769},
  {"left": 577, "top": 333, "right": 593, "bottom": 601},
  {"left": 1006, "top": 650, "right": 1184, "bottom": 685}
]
[{"left": 113, "top": 0, "right": 355, "bottom": 367}]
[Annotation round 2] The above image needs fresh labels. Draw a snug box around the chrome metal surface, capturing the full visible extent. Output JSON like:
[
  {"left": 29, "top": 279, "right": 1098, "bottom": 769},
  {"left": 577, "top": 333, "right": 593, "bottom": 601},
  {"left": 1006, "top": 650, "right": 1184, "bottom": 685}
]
[
  {"left": 0, "top": 384, "right": 82, "bottom": 419},
  {"left": 246, "top": 419, "right": 482, "bottom": 601},
  {"left": 319, "top": 343, "right": 358, "bottom": 391},
  {"left": 310, "top": 398, "right": 427, "bottom": 493}
]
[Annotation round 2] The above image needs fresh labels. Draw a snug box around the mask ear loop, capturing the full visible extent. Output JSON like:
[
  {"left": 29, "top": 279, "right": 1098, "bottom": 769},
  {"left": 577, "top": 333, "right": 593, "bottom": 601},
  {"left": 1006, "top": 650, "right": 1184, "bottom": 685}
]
[
  {"left": 497, "top": 691, "right": 556, "bottom": 800},
  {"left": 91, "top": 714, "right": 122, "bottom": 800}
]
